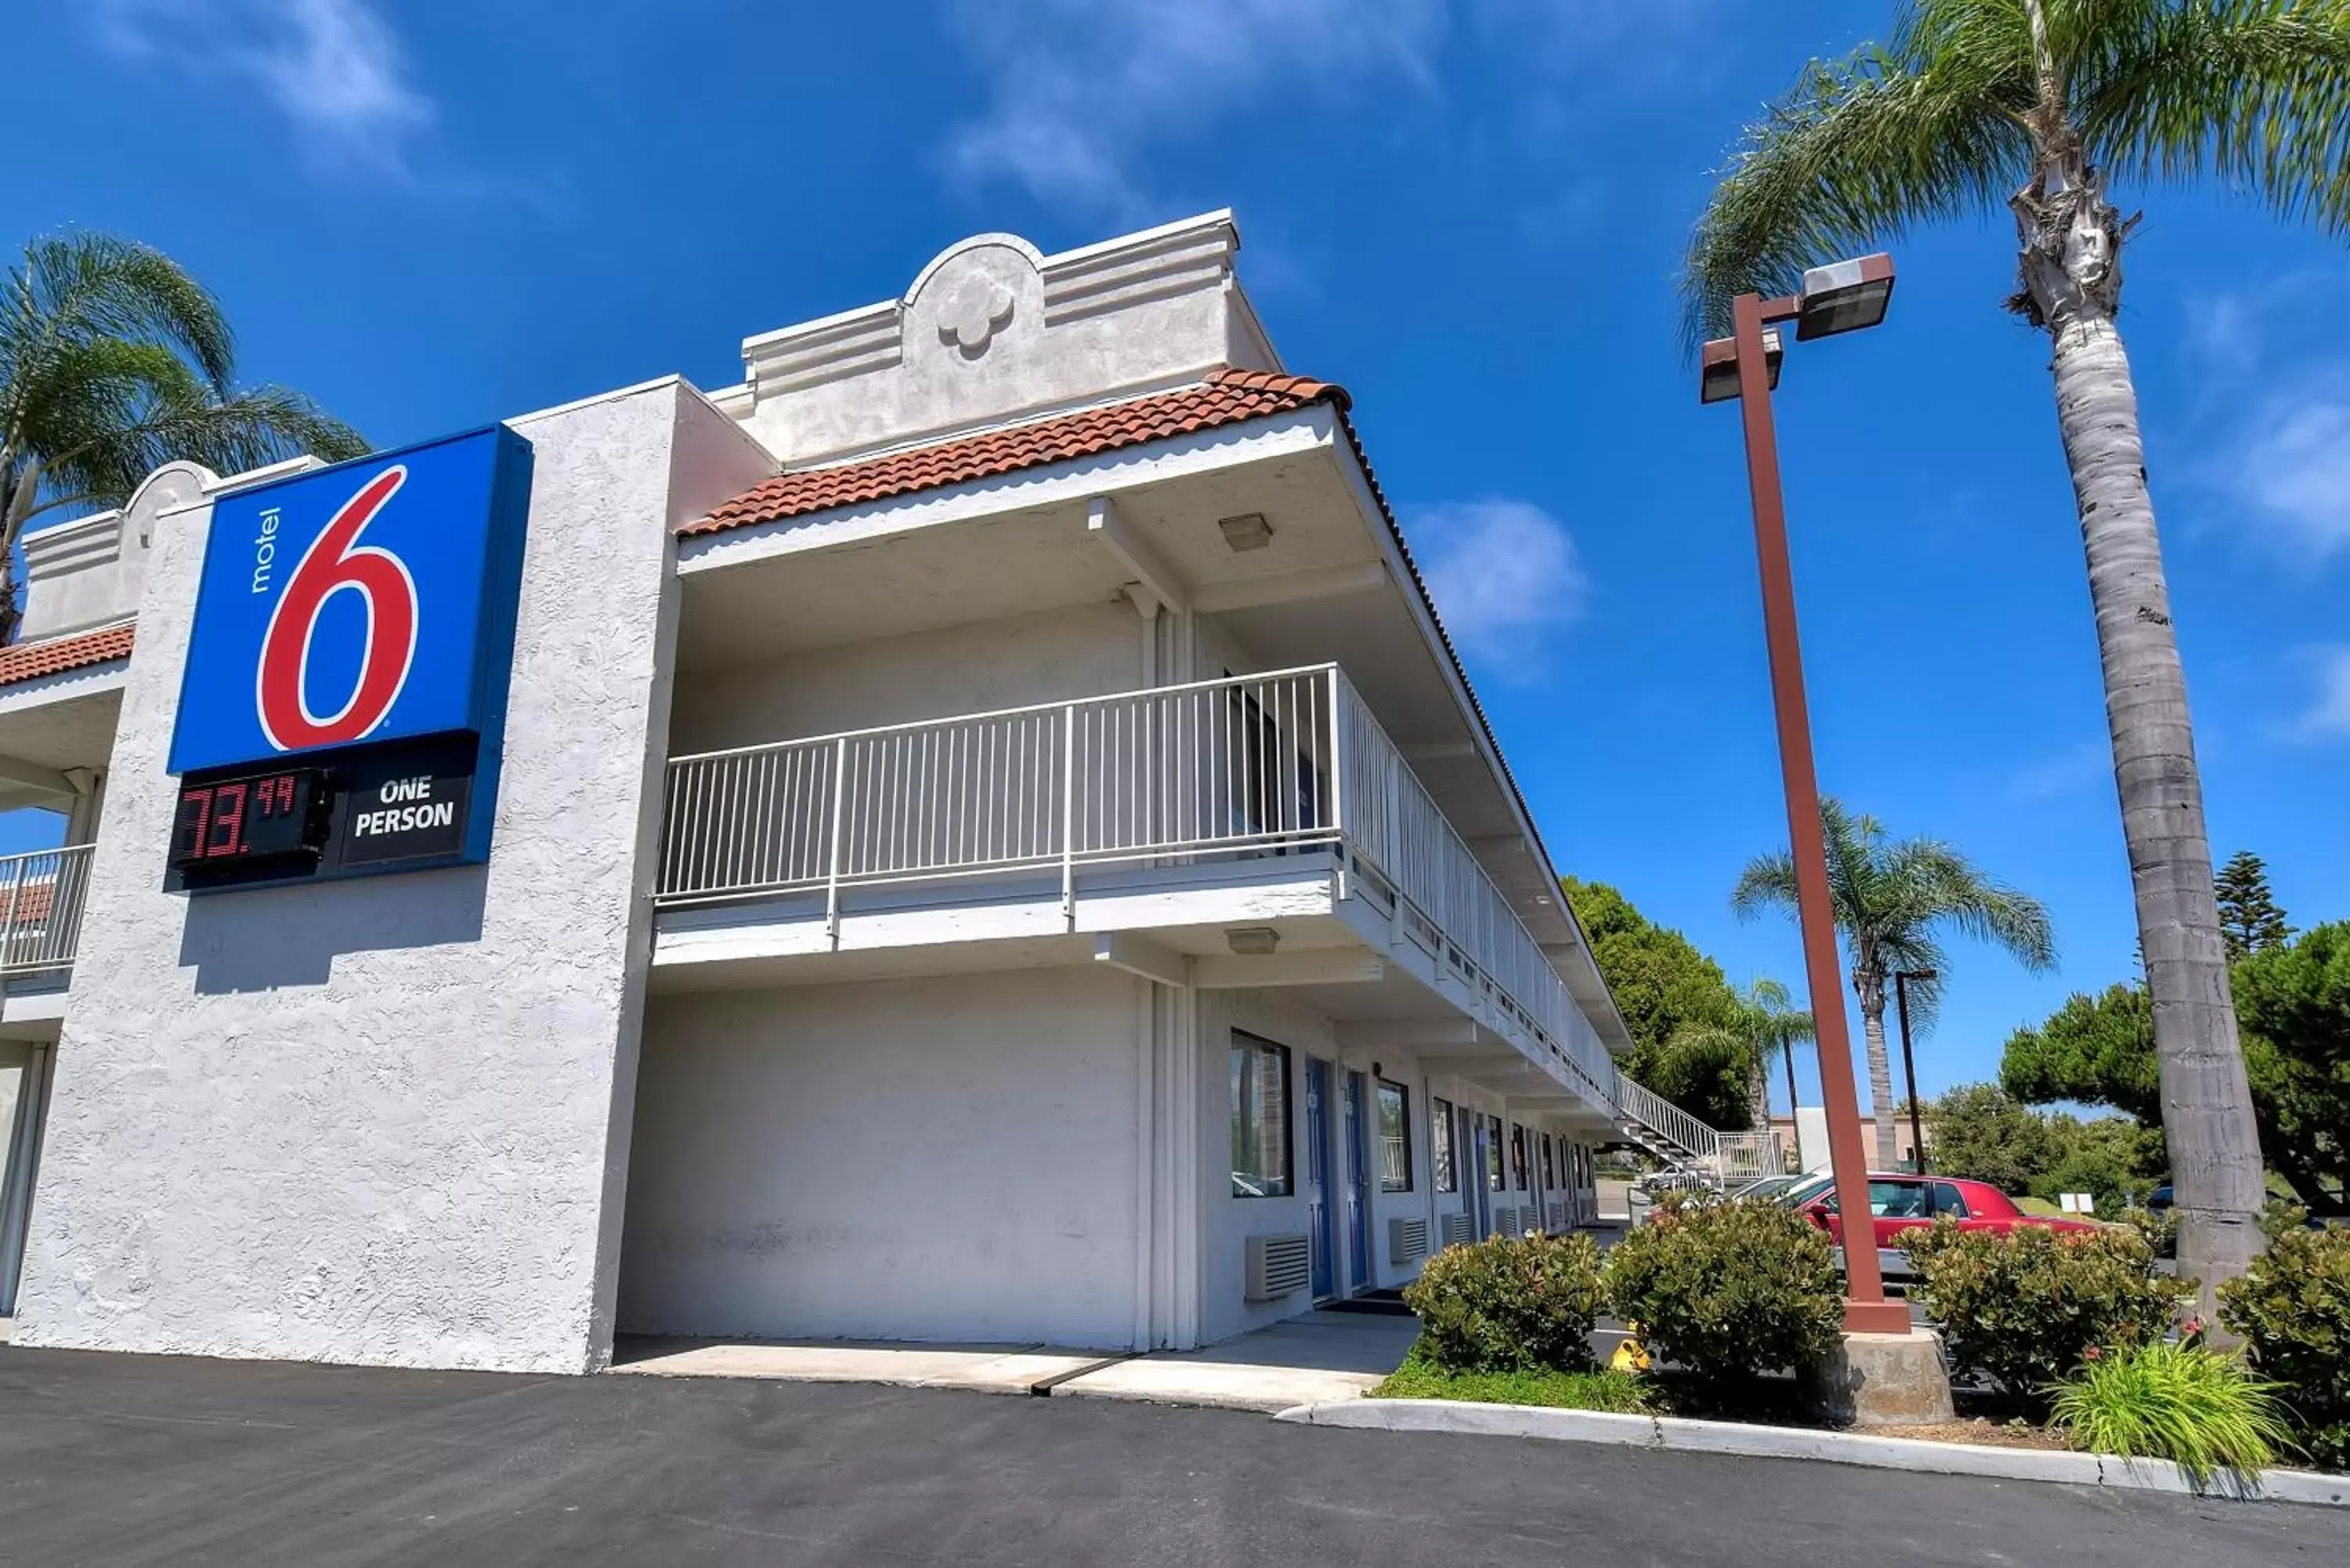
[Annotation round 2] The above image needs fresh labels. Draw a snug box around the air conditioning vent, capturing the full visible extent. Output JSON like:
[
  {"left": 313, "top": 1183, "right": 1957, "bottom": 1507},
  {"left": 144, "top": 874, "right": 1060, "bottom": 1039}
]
[
  {"left": 1245, "top": 1233, "right": 1311, "bottom": 1300},
  {"left": 1440, "top": 1212, "right": 1474, "bottom": 1248},
  {"left": 1491, "top": 1205, "right": 1517, "bottom": 1237},
  {"left": 1388, "top": 1216, "right": 1429, "bottom": 1264},
  {"left": 1547, "top": 1201, "right": 1568, "bottom": 1230}
]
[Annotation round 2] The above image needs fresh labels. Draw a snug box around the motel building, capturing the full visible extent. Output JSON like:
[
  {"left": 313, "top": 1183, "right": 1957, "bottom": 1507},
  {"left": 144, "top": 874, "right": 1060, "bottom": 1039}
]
[{"left": 0, "top": 213, "right": 1748, "bottom": 1372}]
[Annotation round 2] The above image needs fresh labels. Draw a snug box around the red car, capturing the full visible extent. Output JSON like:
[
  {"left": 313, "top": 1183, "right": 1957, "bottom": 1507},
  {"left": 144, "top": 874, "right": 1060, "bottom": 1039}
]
[{"left": 1793, "top": 1173, "right": 2102, "bottom": 1255}]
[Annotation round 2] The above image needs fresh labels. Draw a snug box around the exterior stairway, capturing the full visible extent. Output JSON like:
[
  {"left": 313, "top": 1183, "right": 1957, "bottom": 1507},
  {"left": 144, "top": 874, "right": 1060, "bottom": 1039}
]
[{"left": 1609, "top": 1075, "right": 1788, "bottom": 1189}]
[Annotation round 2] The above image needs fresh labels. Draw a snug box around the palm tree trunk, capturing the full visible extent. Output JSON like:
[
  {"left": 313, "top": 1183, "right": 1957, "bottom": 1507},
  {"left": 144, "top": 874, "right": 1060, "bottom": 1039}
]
[
  {"left": 1856, "top": 981, "right": 1898, "bottom": 1170},
  {"left": 1747, "top": 1056, "right": 1771, "bottom": 1133},
  {"left": 2014, "top": 139, "right": 2265, "bottom": 1323},
  {"left": 0, "top": 461, "right": 31, "bottom": 645}
]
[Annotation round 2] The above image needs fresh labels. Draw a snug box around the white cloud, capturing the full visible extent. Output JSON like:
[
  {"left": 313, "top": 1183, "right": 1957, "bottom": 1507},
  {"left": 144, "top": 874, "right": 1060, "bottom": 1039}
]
[
  {"left": 1408, "top": 498, "right": 1588, "bottom": 674},
  {"left": 2227, "top": 399, "right": 2350, "bottom": 562},
  {"left": 942, "top": 0, "right": 1447, "bottom": 212},
  {"left": 2294, "top": 645, "right": 2350, "bottom": 740},
  {"left": 96, "top": 0, "right": 433, "bottom": 175}
]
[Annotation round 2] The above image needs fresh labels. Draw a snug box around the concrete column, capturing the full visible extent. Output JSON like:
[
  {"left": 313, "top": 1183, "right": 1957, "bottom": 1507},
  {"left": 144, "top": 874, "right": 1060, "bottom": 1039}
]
[{"left": 12, "top": 381, "right": 772, "bottom": 1372}]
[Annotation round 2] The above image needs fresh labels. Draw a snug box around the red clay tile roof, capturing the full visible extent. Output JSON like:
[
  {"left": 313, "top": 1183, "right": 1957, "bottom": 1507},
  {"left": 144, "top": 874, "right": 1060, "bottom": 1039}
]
[
  {"left": 675, "top": 363, "right": 1602, "bottom": 1028},
  {"left": 683, "top": 367, "right": 1347, "bottom": 538},
  {"left": 0, "top": 622, "right": 134, "bottom": 687},
  {"left": 0, "top": 877, "right": 60, "bottom": 924}
]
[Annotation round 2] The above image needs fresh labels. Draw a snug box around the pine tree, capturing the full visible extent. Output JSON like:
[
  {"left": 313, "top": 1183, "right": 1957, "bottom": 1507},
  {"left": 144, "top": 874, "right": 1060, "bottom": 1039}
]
[{"left": 2215, "top": 852, "right": 2293, "bottom": 963}]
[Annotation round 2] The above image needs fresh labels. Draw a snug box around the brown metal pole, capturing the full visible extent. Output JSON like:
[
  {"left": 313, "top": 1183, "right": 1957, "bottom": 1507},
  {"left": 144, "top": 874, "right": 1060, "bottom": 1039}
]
[
  {"left": 1896, "top": 973, "right": 1928, "bottom": 1175},
  {"left": 1731, "top": 291, "right": 1909, "bottom": 1335}
]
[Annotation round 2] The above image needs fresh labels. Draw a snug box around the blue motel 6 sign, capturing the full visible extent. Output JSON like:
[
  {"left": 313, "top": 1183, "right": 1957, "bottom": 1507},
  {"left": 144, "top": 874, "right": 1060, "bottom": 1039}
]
[{"left": 169, "top": 426, "right": 533, "bottom": 776}]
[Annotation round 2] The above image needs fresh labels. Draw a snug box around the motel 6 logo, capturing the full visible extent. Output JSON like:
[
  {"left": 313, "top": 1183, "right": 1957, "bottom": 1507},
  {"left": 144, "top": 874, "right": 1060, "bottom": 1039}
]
[
  {"left": 169, "top": 427, "right": 533, "bottom": 777},
  {"left": 253, "top": 463, "right": 419, "bottom": 752}
]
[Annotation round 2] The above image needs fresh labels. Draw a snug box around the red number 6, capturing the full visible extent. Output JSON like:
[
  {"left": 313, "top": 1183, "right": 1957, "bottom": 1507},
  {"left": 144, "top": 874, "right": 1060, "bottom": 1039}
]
[{"left": 255, "top": 464, "right": 419, "bottom": 751}]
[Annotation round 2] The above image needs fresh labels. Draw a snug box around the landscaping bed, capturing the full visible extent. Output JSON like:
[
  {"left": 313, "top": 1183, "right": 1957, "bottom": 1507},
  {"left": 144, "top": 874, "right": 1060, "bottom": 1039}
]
[{"left": 1384, "top": 1191, "right": 2348, "bottom": 1486}]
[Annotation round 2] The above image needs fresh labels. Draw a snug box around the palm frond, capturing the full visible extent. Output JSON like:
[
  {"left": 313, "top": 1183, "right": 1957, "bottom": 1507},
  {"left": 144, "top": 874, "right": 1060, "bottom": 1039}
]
[
  {"left": 1733, "top": 793, "right": 2050, "bottom": 1039},
  {"left": 2077, "top": 0, "right": 2350, "bottom": 233},
  {"left": 31, "top": 382, "right": 364, "bottom": 524},
  {"left": 1731, "top": 851, "right": 1801, "bottom": 921},
  {"left": 6, "top": 232, "right": 236, "bottom": 393},
  {"left": 1679, "top": 26, "right": 2033, "bottom": 348}
]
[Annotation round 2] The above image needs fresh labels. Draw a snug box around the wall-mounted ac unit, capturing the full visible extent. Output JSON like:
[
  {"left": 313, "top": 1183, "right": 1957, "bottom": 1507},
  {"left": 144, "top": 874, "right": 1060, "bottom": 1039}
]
[
  {"left": 1388, "top": 1216, "right": 1429, "bottom": 1264},
  {"left": 1440, "top": 1212, "right": 1475, "bottom": 1248},
  {"left": 1245, "top": 1233, "right": 1311, "bottom": 1300}
]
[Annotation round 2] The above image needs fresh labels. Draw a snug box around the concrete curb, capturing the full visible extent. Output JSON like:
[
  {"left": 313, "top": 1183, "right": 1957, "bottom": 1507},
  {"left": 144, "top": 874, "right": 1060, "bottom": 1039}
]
[{"left": 1271, "top": 1398, "right": 2349, "bottom": 1508}]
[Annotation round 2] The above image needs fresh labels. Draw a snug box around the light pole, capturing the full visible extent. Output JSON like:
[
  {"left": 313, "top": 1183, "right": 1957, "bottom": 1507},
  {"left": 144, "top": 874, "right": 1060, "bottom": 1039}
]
[
  {"left": 1700, "top": 253, "right": 1909, "bottom": 1337},
  {"left": 1893, "top": 970, "right": 1935, "bottom": 1174}
]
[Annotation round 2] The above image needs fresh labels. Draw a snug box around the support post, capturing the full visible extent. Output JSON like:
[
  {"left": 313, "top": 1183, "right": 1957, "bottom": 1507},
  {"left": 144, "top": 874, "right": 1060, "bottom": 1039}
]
[
  {"left": 1732, "top": 290, "right": 1908, "bottom": 1337},
  {"left": 824, "top": 737, "right": 848, "bottom": 945},
  {"left": 1061, "top": 703, "right": 1078, "bottom": 927}
]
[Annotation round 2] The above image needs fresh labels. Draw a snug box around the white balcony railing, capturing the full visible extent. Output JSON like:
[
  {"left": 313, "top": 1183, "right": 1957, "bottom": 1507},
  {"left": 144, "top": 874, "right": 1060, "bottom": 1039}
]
[
  {"left": 0, "top": 844, "right": 95, "bottom": 978},
  {"left": 656, "top": 665, "right": 1712, "bottom": 1148},
  {"left": 1712, "top": 1129, "right": 1789, "bottom": 1184}
]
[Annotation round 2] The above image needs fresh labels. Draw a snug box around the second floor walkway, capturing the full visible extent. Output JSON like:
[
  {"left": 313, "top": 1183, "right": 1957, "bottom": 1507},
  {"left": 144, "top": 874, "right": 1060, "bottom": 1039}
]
[{"left": 649, "top": 663, "right": 1743, "bottom": 1171}]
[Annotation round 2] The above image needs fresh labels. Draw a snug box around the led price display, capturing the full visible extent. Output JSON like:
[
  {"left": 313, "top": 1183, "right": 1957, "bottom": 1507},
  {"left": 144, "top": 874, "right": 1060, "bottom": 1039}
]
[{"left": 168, "top": 769, "right": 329, "bottom": 869}]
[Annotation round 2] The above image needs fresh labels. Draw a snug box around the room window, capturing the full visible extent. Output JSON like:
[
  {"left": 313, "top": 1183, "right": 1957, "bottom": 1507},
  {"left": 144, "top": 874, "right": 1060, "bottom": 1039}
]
[
  {"left": 1229, "top": 1034, "right": 1292, "bottom": 1198},
  {"left": 1430, "top": 1097, "right": 1456, "bottom": 1194},
  {"left": 1541, "top": 1133, "right": 1556, "bottom": 1191},
  {"left": 1376, "top": 1079, "right": 1412, "bottom": 1193},
  {"left": 1486, "top": 1115, "right": 1505, "bottom": 1190},
  {"left": 1510, "top": 1124, "right": 1528, "bottom": 1190}
]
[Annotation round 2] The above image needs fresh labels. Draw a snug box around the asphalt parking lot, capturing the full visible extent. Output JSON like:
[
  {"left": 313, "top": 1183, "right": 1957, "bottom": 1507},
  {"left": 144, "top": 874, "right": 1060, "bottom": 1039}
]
[{"left": 2, "top": 1345, "right": 2344, "bottom": 1566}]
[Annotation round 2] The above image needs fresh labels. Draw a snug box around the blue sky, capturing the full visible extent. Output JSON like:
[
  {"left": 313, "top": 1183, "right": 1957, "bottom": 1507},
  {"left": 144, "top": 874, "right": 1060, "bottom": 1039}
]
[{"left": 9, "top": 1, "right": 2346, "bottom": 1101}]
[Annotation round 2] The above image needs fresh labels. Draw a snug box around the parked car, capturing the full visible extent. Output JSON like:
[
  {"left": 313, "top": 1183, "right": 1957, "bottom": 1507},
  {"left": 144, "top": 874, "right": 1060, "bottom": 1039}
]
[
  {"left": 1794, "top": 1173, "right": 2102, "bottom": 1259},
  {"left": 1728, "top": 1173, "right": 1808, "bottom": 1202}
]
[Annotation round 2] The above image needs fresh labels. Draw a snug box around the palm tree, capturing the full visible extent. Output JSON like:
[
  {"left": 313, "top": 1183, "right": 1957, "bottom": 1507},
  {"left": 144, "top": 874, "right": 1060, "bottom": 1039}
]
[
  {"left": 1681, "top": 0, "right": 2335, "bottom": 1311},
  {"left": 1659, "top": 975, "right": 1815, "bottom": 1132},
  {"left": 1744, "top": 977, "right": 1816, "bottom": 1129},
  {"left": 1734, "top": 800, "right": 2055, "bottom": 1170},
  {"left": 2, "top": 233, "right": 365, "bottom": 641}
]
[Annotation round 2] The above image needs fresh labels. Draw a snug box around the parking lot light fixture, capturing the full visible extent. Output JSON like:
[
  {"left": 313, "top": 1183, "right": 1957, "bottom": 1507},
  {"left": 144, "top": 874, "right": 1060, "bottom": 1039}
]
[
  {"left": 1703, "top": 255, "right": 1907, "bottom": 1339},
  {"left": 1795, "top": 253, "right": 1896, "bottom": 341}
]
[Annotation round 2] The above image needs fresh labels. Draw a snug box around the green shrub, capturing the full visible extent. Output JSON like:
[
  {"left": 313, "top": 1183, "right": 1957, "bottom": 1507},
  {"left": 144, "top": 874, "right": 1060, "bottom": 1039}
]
[
  {"left": 2047, "top": 1341, "right": 2298, "bottom": 1483},
  {"left": 1603, "top": 1191, "right": 1842, "bottom": 1384},
  {"left": 1904, "top": 1220, "right": 2187, "bottom": 1395},
  {"left": 2220, "top": 1224, "right": 2350, "bottom": 1473},
  {"left": 1400, "top": 1231, "right": 1607, "bottom": 1372},
  {"left": 2118, "top": 1205, "right": 2178, "bottom": 1258},
  {"left": 1373, "top": 1344, "right": 1654, "bottom": 1412}
]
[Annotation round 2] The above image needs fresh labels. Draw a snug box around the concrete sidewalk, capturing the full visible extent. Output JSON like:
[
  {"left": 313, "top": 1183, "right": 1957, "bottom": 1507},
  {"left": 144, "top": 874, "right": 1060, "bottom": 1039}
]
[
  {"left": 611, "top": 1338, "right": 1116, "bottom": 1393},
  {"left": 1052, "top": 1310, "right": 1419, "bottom": 1411},
  {"left": 613, "top": 1308, "right": 1420, "bottom": 1412}
]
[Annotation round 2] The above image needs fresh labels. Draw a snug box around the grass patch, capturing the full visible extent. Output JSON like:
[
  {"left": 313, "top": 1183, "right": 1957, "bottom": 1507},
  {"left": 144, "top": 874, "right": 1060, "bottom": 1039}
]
[
  {"left": 2013, "top": 1195, "right": 2064, "bottom": 1217},
  {"left": 2047, "top": 1341, "right": 2299, "bottom": 1483},
  {"left": 1373, "top": 1348, "right": 1654, "bottom": 1414}
]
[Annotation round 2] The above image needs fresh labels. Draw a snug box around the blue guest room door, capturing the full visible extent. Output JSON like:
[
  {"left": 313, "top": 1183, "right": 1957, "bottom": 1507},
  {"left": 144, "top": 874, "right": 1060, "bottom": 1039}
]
[
  {"left": 1305, "top": 1057, "right": 1334, "bottom": 1301},
  {"left": 1343, "top": 1070, "right": 1372, "bottom": 1292}
]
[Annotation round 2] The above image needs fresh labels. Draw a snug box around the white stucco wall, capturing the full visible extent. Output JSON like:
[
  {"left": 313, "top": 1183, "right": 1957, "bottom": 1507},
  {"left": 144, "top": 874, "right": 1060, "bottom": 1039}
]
[
  {"left": 12, "top": 380, "right": 771, "bottom": 1372},
  {"left": 671, "top": 599, "right": 1142, "bottom": 753},
  {"left": 733, "top": 214, "right": 1278, "bottom": 466},
  {"left": 619, "top": 966, "right": 1144, "bottom": 1349}
]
